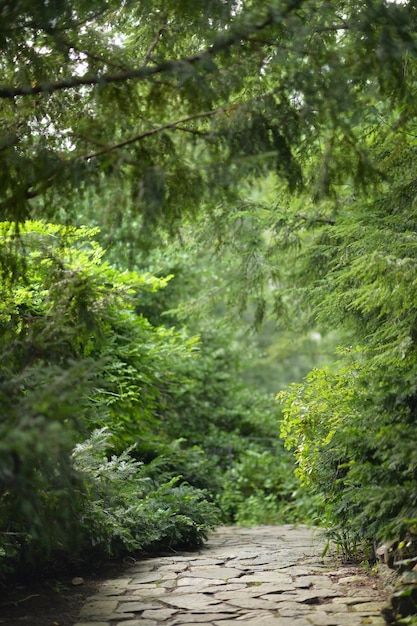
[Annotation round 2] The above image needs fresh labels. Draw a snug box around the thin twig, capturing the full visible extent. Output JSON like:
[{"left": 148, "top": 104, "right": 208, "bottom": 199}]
[
  {"left": 143, "top": 23, "right": 168, "bottom": 67},
  {"left": 82, "top": 109, "right": 221, "bottom": 160},
  {"left": 1, "top": 594, "right": 40, "bottom": 607}
]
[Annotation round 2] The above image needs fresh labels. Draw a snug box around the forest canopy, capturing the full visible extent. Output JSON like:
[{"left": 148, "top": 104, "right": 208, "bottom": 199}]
[{"left": 1, "top": 0, "right": 417, "bottom": 585}]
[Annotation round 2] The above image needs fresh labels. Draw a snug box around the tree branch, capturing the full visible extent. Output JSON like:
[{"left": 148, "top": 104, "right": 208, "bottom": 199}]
[
  {"left": 81, "top": 109, "right": 221, "bottom": 161},
  {"left": 0, "top": 109, "right": 222, "bottom": 213},
  {"left": 296, "top": 213, "right": 336, "bottom": 225},
  {"left": 0, "top": 3, "right": 304, "bottom": 99},
  {"left": 143, "top": 22, "right": 168, "bottom": 67}
]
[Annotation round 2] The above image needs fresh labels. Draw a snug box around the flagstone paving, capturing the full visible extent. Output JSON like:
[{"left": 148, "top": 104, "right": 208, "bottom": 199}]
[{"left": 73, "top": 525, "right": 389, "bottom": 626}]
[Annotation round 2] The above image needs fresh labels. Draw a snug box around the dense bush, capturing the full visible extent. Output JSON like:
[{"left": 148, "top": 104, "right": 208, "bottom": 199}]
[
  {"left": 147, "top": 320, "right": 310, "bottom": 525},
  {"left": 219, "top": 444, "right": 319, "bottom": 526},
  {"left": 73, "top": 429, "right": 219, "bottom": 556},
  {"left": 0, "top": 222, "right": 217, "bottom": 579},
  {"left": 279, "top": 188, "right": 417, "bottom": 558}
]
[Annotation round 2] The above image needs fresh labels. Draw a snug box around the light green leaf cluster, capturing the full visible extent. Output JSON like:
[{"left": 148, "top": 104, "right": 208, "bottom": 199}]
[
  {"left": 278, "top": 360, "right": 362, "bottom": 486},
  {"left": 0, "top": 221, "right": 207, "bottom": 575}
]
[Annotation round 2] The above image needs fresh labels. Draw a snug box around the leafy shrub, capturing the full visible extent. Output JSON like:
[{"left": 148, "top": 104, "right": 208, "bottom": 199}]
[
  {"left": 219, "top": 443, "right": 319, "bottom": 526},
  {"left": 279, "top": 347, "right": 417, "bottom": 557},
  {"left": 72, "top": 429, "right": 220, "bottom": 555},
  {"left": 138, "top": 439, "right": 224, "bottom": 497},
  {"left": 0, "top": 222, "right": 208, "bottom": 580}
]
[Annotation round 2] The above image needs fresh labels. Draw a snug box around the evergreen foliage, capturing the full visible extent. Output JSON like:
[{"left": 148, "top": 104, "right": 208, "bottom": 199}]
[
  {"left": 2, "top": 0, "right": 417, "bottom": 587},
  {"left": 2, "top": 0, "right": 416, "bottom": 239},
  {"left": 279, "top": 151, "right": 417, "bottom": 556},
  {"left": 72, "top": 428, "right": 219, "bottom": 555}
]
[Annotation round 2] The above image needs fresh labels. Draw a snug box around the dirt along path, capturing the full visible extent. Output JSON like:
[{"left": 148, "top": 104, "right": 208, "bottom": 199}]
[{"left": 74, "top": 524, "right": 389, "bottom": 626}]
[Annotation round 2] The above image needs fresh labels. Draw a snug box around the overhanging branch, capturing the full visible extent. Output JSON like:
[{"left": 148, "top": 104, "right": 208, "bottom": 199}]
[
  {"left": 0, "top": 109, "right": 223, "bottom": 212},
  {"left": 81, "top": 109, "right": 221, "bottom": 161},
  {"left": 0, "top": 2, "right": 304, "bottom": 99}
]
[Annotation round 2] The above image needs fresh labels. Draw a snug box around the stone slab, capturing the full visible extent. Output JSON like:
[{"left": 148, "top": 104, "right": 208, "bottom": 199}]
[
  {"left": 213, "top": 616, "right": 311, "bottom": 626},
  {"left": 115, "top": 601, "right": 159, "bottom": 612},
  {"left": 115, "top": 621, "right": 157, "bottom": 626},
  {"left": 228, "top": 572, "right": 293, "bottom": 584},
  {"left": 74, "top": 525, "right": 388, "bottom": 626},
  {"left": 79, "top": 600, "right": 118, "bottom": 617},
  {"left": 176, "top": 576, "right": 227, "bottom": 587},
  {"left": 141, "top": 608, "right": 178, "bottom": 619},
  {"left": 186, "top": 567, "right": 243, "bottom": 579},
  {"left": 73, "top": 623, "right": 110, "bottom": 626}
]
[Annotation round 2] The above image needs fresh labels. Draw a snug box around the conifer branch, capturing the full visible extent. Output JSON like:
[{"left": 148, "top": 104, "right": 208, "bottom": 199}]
[
  {"left": 296, "top": 214, "right": 336, "bottom": 225},
  {"left": 143, "top": 22, "right": 168, "bottom": 67},
  {"left": 0, "top": 2, "right": 304, "bottom": 99},
  {"left": 81, "top": 109, "right": 221, "bottom": 161},
  {"left": 0, "top": 110, "right": 221, "bottom": 212}
]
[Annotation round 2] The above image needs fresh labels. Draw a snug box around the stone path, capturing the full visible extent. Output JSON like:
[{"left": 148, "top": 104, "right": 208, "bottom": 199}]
[{"left": 74, "top": 525, "right": 389, "bottom": 626}]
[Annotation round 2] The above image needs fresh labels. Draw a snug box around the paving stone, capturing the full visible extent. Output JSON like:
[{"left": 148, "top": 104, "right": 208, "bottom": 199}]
[
  {"left": 116, "top": 618, "right": 158, "bottom": 626},
  {"left": 129, "top": 572, "right": 169, "bottom": 583},
  {"left": 102, "top": 614, "right": 136, "bottom": 621},
  {"left": 83, "top": 593, "right": 128, "bottom": 602},
  {"left": 163, "top": 593, "right": 224, "bottom": 610},
  {"left": 273, "top": 600, "right": 314, "bottom": 616},
  {"left": 153, "top": 579, "right": 177, "bottom": 588},
  {"left": 186, "top": 566, "right": 243, "bottom": 579},
  {"left": 240, "top": 556, "right": 281, "bottom": 566},
  {"left": 187, "top": 558, "right": 226, "bottom": 565},
  {"left": 213, "top": 583, "right": 296, "bottom": 600},
  {"left": 229, "top": 572, "right": 293, "bottom": 584},
  {"left": 170, "top": 612, "right": 236, "bottom": 623},
  {"left": 319, "top": 603, "right": 349, "bottom": 612},
  {"left": 141, "top": 608, "right": 178, "bottom": 619},
  {"left": 132, "top": 586, "right": 169, "bottom": 597},
  {"left": 263, "top": 588, "right": 340, "bottom": 604},
  {"left": 74, "top": 525, "right": 387, "bottom": 626},
  {"left": 345, "top": 589, "right": 381, "bottom": 598},
  {"left": 307, "top": 611, "right": 362, "bottom": 625},
  {"left": 171, "top": 623, "right": 214, "bottom": 626},
  {"left": 73, "top": 623, "right": 110, "bottom": 626},
  {"left": 225, "top": 596, "right": 283, "bottom": 610},
  {"left": 79, "top": 600, "right": 119, "bottom": 617},
  {"left": 214, "top": 618, "right": 310, "bottom": 626},
  {"left": 338, "top": 574, "right": 368, "bottom": 584},
  {"left": 156, "top": 563, "right": 190, "bottom": 572},
  {"left": 293, "top": 575, "right": 338, "bottom": 588},
  {"left": 176, "top": 576, "right": 227, "bottom": 587},
  {"left": 351, "top": 601, "right": 387, "bottom": 613},
  {"left": 332, "top": 595, "right": 382, "bottom": 605},
  {"left": 197, "top": 583, "right": 245, "bottom": 594},
  {"left": 278, "top": 567, "right": 314, "bottom": 576},
  {"left": 115, "top": 601, "right": 159, "bottom": 612}
]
